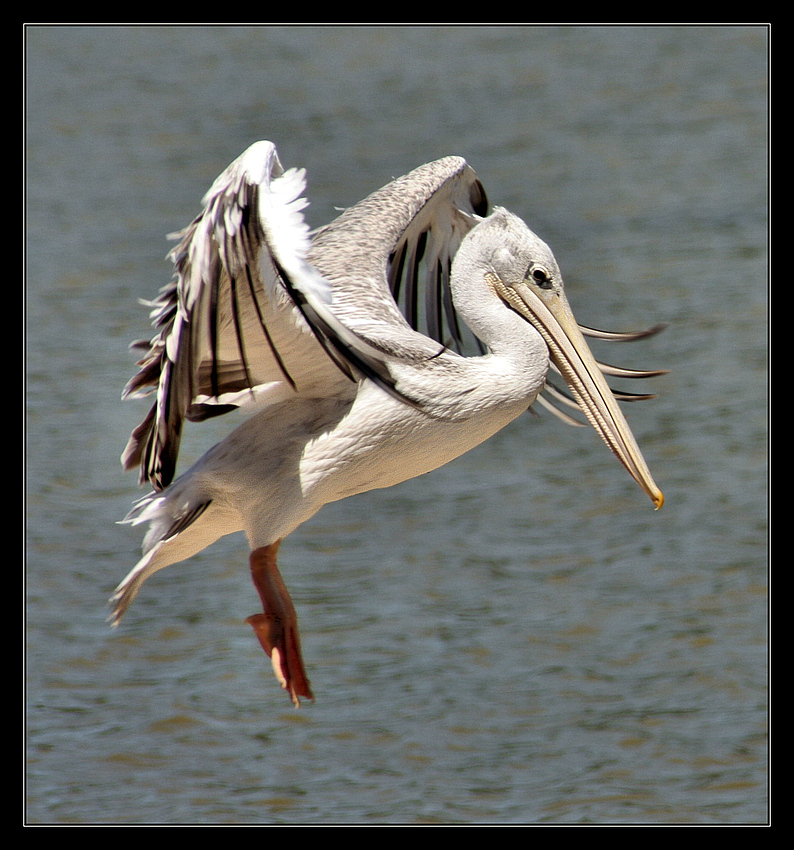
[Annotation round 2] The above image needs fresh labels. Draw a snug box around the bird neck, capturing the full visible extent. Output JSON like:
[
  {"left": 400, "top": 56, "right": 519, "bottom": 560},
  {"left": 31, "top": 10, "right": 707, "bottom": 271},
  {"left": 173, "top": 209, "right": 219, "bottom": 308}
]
[{"left": 451, "top": 256, "right": 547, "bottom": 370}]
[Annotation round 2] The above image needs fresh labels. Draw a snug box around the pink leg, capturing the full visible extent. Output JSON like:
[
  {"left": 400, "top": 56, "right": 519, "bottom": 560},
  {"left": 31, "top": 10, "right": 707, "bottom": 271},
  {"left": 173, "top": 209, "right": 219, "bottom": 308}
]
[{"left": 246, "top": 541, "right": 314, "bottom": 707}]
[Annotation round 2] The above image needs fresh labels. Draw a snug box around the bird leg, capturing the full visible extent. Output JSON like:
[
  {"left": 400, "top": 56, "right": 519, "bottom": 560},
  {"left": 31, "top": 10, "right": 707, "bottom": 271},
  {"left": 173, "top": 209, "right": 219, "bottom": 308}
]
[{"left": 246, "top": 541, "right": 314, "bottom": 707}]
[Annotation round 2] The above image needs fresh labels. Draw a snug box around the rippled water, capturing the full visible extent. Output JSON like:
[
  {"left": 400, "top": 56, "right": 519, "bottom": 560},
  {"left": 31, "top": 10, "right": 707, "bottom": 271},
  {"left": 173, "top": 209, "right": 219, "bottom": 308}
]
[{"left": 26, "top": 25, "right": 768, "bottom": 824}]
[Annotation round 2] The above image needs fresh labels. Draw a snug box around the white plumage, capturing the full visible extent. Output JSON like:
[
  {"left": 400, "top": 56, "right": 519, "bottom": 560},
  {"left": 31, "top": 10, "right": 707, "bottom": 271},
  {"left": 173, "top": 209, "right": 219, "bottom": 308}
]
[{"left": 112, "top": 141, "right": 664, "bottom": 705}]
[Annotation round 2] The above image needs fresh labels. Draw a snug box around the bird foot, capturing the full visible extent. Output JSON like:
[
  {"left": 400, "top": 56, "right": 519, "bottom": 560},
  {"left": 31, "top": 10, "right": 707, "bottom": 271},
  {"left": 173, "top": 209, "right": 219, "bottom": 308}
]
[{"left": 246, "top": 542, "right": 314, "bottom": 707}]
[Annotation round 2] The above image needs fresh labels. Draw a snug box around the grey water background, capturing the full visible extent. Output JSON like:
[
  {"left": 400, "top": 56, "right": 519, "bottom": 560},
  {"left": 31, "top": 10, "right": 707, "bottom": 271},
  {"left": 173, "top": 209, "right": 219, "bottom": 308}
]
[{"left": 25, "top": 25, "right": 768, "bottom": 824}]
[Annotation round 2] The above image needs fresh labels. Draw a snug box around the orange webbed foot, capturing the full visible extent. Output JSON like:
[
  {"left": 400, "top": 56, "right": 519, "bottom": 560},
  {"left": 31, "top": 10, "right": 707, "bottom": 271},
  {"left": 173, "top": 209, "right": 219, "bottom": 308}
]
[{"left": 246, "top": 542, "right": 314, "bottom": 707}]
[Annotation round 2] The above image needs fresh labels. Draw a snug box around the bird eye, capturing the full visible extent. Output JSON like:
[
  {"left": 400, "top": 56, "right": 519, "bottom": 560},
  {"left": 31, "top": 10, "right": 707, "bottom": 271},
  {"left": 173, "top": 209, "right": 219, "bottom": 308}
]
[{"left": 527, "top": 264, "right": 553, "bottom": 289}]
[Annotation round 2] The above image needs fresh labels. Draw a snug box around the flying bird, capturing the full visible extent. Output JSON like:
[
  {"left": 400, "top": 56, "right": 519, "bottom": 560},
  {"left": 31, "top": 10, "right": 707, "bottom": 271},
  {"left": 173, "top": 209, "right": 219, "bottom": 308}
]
[{"left": 111, "top": 141, "right": 665, "bottom": 705}]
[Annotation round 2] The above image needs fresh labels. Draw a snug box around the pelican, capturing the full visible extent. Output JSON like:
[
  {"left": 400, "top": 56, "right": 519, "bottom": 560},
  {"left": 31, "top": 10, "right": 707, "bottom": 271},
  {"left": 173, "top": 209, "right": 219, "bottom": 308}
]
[{"left": 111, "top": 141, "right": 665, "bottom": 706}]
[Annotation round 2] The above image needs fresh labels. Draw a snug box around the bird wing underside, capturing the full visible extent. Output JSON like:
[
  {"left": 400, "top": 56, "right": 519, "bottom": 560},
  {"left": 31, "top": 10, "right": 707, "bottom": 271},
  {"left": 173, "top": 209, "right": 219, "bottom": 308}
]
[
  {"left": 121, "top": 142, "right": 358, "bottom": 491},
  {"left": 306, "top": 155, "right": 489, "bottom": 359}
]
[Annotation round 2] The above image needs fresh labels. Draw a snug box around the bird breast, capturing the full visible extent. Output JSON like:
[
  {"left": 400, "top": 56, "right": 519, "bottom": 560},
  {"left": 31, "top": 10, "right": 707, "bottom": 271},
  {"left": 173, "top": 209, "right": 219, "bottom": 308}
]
[{"left": 299, "top": 375, "right": 536, "bottom": 505}]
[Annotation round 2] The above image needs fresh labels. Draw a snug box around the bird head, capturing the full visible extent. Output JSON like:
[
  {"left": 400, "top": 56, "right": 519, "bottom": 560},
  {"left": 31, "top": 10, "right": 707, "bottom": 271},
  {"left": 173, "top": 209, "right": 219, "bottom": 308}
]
[{"left": 475, "top": 209, "right": 664, "bottom": 510}]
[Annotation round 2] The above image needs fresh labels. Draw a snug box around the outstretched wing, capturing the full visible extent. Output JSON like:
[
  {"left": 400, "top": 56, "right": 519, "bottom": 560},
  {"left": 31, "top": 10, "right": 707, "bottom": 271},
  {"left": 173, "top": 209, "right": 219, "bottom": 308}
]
[
  {"left": 310, "top": 155, "right": 489, "bottom": 359},
  {"left": 121, "top": 141, "right": 362, "bottom": 491}
]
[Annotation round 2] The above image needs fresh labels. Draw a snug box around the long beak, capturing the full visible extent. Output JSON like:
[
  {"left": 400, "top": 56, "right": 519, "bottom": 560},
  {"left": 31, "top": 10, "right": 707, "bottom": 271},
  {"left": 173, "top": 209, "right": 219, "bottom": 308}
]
[{"left": 496, "top": 277, "right": 664, "bottom": 510}]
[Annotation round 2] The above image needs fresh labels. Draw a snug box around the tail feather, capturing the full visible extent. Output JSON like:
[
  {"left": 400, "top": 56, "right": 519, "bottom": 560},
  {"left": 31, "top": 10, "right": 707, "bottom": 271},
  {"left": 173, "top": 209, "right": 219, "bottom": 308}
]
[
  {"left": 110, "top": 490, "right": 232, "bottom": 626},
  {"left": 109, "top": 537, "right": 171, "bottom": 627}
]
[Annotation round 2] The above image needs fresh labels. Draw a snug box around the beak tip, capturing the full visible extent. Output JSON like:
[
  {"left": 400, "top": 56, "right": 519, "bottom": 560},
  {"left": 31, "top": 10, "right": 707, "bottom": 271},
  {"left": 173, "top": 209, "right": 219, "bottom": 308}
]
[{"left": 652, "top": 490, "right": 665, "bottom": 510}]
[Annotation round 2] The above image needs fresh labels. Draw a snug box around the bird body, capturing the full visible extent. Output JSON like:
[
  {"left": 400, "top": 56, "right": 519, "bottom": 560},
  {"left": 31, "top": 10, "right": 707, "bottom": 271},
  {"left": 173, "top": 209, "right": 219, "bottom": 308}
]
[
  {"left": 118, "top": 295, "right": 545, "bottom": 618},
  {"left": 112, "top": 141, "right": 664, "bottom": 705}
]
